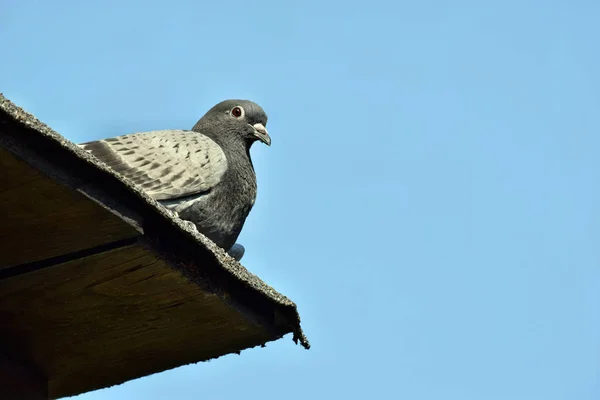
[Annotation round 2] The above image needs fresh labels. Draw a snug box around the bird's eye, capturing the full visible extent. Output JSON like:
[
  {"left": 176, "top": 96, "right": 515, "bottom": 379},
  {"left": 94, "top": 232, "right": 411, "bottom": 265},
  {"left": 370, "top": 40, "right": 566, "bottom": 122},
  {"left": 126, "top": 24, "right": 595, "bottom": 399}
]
[{"left": 231, "top": 106, "right": 244, "bottom": 118}]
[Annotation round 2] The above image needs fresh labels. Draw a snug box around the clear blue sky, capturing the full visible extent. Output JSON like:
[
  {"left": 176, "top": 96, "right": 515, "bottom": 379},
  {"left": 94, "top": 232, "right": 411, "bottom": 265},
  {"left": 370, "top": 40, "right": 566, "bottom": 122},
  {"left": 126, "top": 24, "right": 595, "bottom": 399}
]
[{"left": 2, "top": 1, "right": 599, "bottom": 399}]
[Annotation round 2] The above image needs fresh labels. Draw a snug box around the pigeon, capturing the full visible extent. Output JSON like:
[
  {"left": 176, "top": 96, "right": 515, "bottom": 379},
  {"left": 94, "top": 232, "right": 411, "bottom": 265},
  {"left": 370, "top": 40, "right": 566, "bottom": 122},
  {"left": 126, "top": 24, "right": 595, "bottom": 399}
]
[{"left": 80, "top": 100, "right": 271, "bottom": 261}]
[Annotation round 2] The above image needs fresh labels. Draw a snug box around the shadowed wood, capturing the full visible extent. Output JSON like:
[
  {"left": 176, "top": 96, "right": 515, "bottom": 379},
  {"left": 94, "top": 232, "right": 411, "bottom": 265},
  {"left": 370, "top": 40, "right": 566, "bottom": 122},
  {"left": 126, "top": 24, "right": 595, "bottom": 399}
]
[
  {"left": 0, "top": 352, "right": 48, "bottom": 400},
  {"left": 0, "top": 148, "right": 138, "bottom": 270},
  {"left": 0, "top": 244, "right": 271, "bottom": 398}
]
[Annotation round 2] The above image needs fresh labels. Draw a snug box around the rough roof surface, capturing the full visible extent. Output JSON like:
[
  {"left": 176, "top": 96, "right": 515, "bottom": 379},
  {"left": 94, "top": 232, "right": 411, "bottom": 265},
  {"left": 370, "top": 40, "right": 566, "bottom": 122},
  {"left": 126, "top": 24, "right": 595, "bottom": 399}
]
[{"left": 0, "top": 94, "right": 308, "bottom": 398}]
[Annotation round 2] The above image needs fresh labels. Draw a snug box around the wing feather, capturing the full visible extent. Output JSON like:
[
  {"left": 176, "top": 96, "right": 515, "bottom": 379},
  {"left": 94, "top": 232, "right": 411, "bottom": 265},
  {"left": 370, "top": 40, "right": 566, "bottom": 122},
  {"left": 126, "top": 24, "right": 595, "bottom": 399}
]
[{"left": 80, "top": 130, "right": 227, "bottom": 200}]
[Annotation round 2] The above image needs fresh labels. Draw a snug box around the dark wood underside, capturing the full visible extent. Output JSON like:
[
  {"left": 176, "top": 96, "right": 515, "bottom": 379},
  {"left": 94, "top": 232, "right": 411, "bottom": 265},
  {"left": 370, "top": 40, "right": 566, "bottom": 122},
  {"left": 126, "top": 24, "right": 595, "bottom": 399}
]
[{"left": 0, "top": 145, "right": 276, "bottom": 398}]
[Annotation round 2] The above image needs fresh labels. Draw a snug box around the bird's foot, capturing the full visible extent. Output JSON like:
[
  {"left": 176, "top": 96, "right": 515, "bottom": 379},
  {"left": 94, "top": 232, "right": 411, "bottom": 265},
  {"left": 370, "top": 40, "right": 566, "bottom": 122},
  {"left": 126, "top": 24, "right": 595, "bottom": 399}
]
[{"left": 227, "top": 243, "right": 245, "bottom": 261}]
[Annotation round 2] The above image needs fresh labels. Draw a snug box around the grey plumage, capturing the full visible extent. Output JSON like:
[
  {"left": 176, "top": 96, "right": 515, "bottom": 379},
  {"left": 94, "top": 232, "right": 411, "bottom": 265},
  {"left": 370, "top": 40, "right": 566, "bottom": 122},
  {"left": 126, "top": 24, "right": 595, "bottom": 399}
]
[{"left": 80, "top": 99, "right": 271, "bottom": 257}]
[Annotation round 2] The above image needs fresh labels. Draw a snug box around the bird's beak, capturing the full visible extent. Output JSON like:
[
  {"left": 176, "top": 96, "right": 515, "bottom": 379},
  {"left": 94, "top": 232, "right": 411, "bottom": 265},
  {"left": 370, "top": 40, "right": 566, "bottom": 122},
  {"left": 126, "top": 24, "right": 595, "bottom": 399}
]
[{"left": 251, "top": 123, "right": 271, "bottom": 146}]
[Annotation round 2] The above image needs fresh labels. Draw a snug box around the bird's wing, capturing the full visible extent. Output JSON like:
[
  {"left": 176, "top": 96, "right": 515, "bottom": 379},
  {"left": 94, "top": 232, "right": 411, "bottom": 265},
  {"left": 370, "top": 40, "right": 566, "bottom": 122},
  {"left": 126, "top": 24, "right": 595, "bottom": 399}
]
[{"left": 80, "top": 130, "right": 227, "bottom": 200}]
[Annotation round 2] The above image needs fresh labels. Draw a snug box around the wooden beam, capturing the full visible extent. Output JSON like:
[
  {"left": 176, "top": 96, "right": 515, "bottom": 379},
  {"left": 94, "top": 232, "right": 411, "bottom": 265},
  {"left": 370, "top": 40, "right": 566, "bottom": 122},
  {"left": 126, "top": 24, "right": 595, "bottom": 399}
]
[
  {"left": 0, "top": 244, "right": 274, "bottom": 398},
  {"left": 0, "top": 148, "right": 139, "bottom": 270}
]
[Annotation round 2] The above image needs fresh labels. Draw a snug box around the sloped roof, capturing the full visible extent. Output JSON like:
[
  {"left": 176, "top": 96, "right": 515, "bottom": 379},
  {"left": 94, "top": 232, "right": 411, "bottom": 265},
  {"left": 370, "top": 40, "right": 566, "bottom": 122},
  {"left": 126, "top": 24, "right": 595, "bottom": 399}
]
[{"left": 0, "top": 94, "right": 308, "bottom": 398}]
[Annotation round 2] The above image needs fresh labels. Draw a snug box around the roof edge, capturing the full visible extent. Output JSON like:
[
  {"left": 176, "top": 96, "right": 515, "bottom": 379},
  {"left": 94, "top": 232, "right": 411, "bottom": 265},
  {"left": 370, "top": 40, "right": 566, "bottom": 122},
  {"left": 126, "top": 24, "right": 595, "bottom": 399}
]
[{"left": 0, "top": 93, "right": 310, "bottom": 350}]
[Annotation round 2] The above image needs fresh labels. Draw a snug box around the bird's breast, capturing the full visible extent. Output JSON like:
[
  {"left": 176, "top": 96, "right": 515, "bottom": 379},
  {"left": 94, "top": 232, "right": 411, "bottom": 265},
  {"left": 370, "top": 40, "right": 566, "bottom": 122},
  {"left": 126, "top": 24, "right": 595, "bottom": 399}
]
[{"left": 163, "top": 164, "right": 257, "bottom": 250}]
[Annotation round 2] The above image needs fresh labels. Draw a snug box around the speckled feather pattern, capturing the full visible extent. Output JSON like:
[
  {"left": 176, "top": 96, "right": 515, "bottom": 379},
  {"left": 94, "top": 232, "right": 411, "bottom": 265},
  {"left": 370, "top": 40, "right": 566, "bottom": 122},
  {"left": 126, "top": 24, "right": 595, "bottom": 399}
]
[{"left": 80, "top": 130, "right": 227, "bottom": 200}]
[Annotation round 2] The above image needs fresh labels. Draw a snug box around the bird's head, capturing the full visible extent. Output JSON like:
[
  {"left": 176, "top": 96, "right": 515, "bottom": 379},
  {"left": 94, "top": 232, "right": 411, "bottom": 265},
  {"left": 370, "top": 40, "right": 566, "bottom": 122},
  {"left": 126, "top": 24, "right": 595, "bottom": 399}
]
[{"left": 194, "top": 99, "right": 271, "bottom": 147}]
